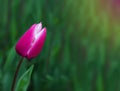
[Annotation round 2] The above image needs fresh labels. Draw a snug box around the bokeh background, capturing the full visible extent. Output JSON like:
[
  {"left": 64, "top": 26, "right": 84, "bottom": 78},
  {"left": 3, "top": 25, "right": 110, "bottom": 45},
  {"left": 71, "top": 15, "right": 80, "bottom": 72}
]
[{"left": 0, "top": 0, "right": 120, "bottom": 91}]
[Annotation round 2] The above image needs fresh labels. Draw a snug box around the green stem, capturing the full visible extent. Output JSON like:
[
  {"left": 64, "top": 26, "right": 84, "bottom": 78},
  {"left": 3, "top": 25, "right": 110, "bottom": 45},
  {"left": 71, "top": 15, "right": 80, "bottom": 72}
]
[{"left": 11, "top": 57, "right": 24, "bottom": 91}]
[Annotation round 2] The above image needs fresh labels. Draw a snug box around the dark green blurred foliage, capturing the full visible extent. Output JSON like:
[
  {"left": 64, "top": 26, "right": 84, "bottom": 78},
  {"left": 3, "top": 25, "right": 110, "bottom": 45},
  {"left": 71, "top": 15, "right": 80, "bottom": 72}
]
[{"left": 0, "top": 0, "right": 120, "bottom": 91}]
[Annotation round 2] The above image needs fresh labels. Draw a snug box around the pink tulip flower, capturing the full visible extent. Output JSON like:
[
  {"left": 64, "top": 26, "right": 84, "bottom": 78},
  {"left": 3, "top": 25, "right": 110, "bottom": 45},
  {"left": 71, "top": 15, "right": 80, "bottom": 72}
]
[{"left": 15, "top": 22, "right": 46, "bottom": 60}]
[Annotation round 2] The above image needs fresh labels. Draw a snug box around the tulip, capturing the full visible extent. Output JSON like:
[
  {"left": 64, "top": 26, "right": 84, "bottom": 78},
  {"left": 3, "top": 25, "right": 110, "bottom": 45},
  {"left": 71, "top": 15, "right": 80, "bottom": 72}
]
[{"left": 15, "top": 22, "right": 46, "bottom": 60}]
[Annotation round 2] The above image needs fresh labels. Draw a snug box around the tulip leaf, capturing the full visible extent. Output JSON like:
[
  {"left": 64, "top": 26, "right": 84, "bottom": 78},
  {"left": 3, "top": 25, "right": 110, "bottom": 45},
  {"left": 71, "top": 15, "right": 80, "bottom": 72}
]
[
  {"left": 4, "top": 46, "right": 16, "bottom": 72},
  {"left": 15, "top": 65, "right": 34, "bottom": 91}
]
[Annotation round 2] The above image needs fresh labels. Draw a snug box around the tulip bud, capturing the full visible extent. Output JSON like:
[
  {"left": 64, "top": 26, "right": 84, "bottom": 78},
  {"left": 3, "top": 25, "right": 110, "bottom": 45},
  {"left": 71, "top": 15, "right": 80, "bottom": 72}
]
[{"left": 15, "top": 22, "right": 46, "bottom": 60}]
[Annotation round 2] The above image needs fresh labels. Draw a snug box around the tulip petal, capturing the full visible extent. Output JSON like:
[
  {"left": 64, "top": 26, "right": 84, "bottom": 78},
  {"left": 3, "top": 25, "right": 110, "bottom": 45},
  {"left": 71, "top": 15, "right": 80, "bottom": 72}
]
[
  {"left": 27, "top": 28, "right": 46, "bottom": 59},
  {"left": 15, "top": 24, "right": 36, "bottom": 57},
  {"left": 34, "top": 22, "right": 42, "bottom": 35}
]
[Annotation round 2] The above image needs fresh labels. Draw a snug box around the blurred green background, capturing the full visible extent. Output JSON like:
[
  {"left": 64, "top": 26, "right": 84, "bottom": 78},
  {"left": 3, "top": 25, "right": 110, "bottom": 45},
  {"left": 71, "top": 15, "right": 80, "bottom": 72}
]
[{"left": 1, "top": 0, "right": 120, "bottom": 91}]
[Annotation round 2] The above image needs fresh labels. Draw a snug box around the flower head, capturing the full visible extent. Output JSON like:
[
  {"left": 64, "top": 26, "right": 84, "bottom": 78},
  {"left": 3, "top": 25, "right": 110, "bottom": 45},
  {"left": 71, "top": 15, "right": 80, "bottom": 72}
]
[{"left": 15, "top": 22, "right": 46, "bottom": 60}]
